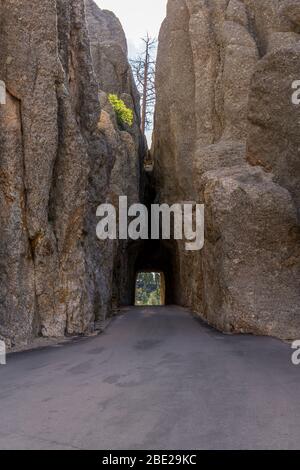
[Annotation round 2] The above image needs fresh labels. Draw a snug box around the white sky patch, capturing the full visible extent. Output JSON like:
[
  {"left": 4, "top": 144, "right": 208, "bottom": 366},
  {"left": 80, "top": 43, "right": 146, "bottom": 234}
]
[
  {"left": 94, "top": 1, "right": 167, "bottom": 143},
  {"left": 95, "top": 0, "right": 167, "bottom": 57}
]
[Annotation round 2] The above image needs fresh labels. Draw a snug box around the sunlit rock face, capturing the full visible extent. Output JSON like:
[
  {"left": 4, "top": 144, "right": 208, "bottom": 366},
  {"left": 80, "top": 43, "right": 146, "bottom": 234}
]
[
  {"left": 0, "top": 0, "right": 143, "bottom": 347},
  {"left": 153, "top": 0, "right": 300, "bottom": 339}
]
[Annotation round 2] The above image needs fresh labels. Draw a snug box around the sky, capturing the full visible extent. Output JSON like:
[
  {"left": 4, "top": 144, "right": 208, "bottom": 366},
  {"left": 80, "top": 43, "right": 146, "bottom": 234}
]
[{"left": 95, "top": 0, "right": 168, "bottom": 57}]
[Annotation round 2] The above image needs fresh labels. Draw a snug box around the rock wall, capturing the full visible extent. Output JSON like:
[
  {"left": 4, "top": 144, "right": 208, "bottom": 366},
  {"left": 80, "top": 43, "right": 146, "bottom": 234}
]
[
  {"left": 0, "top": 0, "right": 143, "bottom": 348},
  {"left": 85, "top": 0, "right": 145, "bottom": 318},
  {"left": 153, "top": 0, "right": 300, "bottom": 339}
]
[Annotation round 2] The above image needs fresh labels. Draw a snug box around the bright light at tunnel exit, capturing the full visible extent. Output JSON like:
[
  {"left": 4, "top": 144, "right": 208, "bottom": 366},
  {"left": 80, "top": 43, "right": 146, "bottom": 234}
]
[{"left": 135, "top": 272, "right": 166, "bottom": 306}]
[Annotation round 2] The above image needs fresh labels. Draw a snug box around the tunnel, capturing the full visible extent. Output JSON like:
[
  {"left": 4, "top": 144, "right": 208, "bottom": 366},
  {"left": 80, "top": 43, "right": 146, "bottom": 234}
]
[
  {"left": 127, "top": 239, "right": 180, "bottom": 306},
  {"left": 115, "top": 237, "right": 182, "bottom": 308},
  {"left": 114, "top": 171, "right": 183, "bottom": 309}
]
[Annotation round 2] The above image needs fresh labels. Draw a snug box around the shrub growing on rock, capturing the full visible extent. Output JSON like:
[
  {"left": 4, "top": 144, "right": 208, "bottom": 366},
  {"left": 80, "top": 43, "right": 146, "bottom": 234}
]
[{"left": 108, "top": 94, "right": 133, "bottom": 128}]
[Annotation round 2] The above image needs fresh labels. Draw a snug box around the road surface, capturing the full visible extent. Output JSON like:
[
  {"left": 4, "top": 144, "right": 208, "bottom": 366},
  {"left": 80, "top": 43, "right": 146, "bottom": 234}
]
[{"left": 0, "top": 306, "right": 299, "bottom": 450}]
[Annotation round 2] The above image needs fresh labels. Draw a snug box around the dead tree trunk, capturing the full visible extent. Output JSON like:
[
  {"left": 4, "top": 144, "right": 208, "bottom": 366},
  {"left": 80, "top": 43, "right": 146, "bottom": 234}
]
[{"left": 130, "top": 34, "right": 157, "bottom": 135}]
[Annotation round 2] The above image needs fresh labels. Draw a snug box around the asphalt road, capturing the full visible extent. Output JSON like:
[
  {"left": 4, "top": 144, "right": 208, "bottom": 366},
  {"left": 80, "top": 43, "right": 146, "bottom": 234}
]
[{"left": 0, "top": 306, "right": 299, "bottom": 450}]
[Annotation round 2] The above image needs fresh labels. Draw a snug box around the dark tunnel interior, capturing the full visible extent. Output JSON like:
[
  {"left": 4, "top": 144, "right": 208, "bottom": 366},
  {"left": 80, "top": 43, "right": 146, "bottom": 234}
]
[
  {"left": 116, "top": 172, "right": 182, "bottom": 308},
  {"left": 125, "top": 239, "right": 180, "bottom": 306}
]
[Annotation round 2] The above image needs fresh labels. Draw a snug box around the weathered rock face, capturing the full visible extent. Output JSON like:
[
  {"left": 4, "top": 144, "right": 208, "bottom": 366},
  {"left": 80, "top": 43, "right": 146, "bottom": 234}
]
[
  {"left": 0, "top": 0, "right": 143, "bottom": 347},
  {"left": 85, "top": 0, "right": 145, "bottom": 320},
  {"left": 153, "top": 0, "right": 300, "bottom": 339},
  {"left": 85, "top": 0, "right": 143, "bottom": 207},
  {"left": 85, "top": 0, "right": 140, "bottom": 112}
]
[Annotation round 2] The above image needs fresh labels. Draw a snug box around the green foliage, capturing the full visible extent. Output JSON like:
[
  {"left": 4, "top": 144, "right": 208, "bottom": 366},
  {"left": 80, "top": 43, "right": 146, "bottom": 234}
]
[
  {"left": 135, "top": 272, "right": 162, "bottom": 306},
  {"left": 148, "top": 289, "right": 161, "bottom": 306},
  {"left": 108, "top": 94, "right": 134, "bottom": 128}
]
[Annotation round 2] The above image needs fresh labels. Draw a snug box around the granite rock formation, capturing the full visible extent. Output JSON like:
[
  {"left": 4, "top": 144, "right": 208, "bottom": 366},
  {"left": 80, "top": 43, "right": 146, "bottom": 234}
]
[
  {"left": 85, "top": 0, "right": 145, "bottom": 320},
  {"left": 153, "top": 0, "right": 300, "bottom": 339},
  {"left": 0, "top": 0, "right": 143, "bottom": 348},
  {"left": 1, "top": 0, "right": 299, "bottom": 347}
]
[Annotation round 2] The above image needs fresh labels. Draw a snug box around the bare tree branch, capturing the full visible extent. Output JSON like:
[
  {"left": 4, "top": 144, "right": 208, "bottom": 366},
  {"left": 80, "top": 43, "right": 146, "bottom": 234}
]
[{"left": 130, "top": 34, "right": 157, "bottom": 134}]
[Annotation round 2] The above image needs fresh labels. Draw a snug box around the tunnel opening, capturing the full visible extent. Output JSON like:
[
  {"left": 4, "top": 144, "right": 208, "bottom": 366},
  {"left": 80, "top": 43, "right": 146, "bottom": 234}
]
[
  {"left": 116, "top": 172, "right": 183, "bottom": 310},
  {"left": 135, "top": 271, "right": 165, "bottom": 306},
  {"left": 120, "top": 238, "right": 181, "bottom": 307}
]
